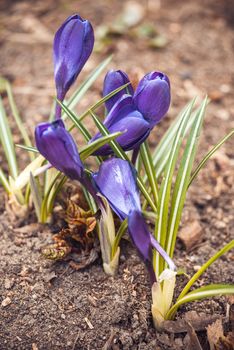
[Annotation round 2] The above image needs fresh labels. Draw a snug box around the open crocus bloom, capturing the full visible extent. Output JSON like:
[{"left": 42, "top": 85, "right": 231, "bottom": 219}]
[
  {"left": 93, "top": 158, "right": 176, "bottom": 284},
  {"left": 90, "top": 70, "right": 170, "bottom": 155},
  {"left": 54, "top": 14, "right": 94, "bottom": 118}
]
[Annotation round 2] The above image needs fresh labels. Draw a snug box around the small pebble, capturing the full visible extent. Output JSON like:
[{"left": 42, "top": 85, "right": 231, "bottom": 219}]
[
  {"left": 1, "top": 297, "right": 12, "bottom": 307},
  {"left": 193, "top": 265, "right": 201, "bottom": 271},
  {"left": 4, "top": 278, "right": 14, "bottom": 290},
  {"left": 61, "top": 313, "right": 66, "bottom": 320}
]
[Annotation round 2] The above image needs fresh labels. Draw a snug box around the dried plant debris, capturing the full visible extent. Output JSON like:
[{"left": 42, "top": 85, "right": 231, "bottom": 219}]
[
  {"left": 42, "top": 199, "right": 98, "bottom": 269},
  {"left": 207, "top": 319, "right": 234, "bottom": 350}
]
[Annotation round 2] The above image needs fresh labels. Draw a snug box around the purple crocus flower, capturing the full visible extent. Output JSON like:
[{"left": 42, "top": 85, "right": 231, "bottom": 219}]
[
  {"left": 103, "top": 70, "right": 134, "bottom": 112},
  {"left": 93, "top": 158, "right": 176, "bottom": 284},
  {"left": 90, "top": 71, "right": 170, "bottom": 155},
  {"left": 54, "top": 14, "right": 94, "bottom": 118},
  {"left": 35, "top": 120, "right": 84, "bottom": 180},
  {"left": 91, "top": 95, "right": 151, "bottom": 156},
  {"left": 35, "top": 119, "right": 98, "bottom": 199}
]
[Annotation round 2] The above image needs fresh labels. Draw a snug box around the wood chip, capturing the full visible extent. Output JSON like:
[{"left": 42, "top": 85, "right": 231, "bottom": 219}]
[
  {"left": 178, "top": 221, "right": 203, "bottom": 251},
  {"left": 207, "top": 319, "right": 224, "bottom": 350},
  {"left": 84, "top": 317, "right": 94, "bottom": 329},
  {"left": 102, "top": 329, "right": 116, "bottom": 350},
  {"left": 88, "top": 295, "right": 97, "bottom": 307},
  {"left": 184, "top": 321, "right": 202, "bottom": 350},
  {"left": 161, "top": 312, "right": 220, "bottom": 333}
]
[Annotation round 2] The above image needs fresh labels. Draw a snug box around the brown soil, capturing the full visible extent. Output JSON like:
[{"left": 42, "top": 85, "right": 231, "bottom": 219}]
[{"left": 0, "top": 0, "right": 234, "bottom": 349}]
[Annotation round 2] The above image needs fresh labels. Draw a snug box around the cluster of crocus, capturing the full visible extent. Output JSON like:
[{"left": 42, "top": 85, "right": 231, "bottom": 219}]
[
  {"left": 90, "top": 69, "right": 171, "bottom": 156},
  {"left": 35, "top": 14, "right": 174, "bottom": 283}
]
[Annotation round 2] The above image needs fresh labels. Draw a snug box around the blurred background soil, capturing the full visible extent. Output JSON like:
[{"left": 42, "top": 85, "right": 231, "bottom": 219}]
[{"left": 0, "top": 0, "right": 234, "bottom": 349}]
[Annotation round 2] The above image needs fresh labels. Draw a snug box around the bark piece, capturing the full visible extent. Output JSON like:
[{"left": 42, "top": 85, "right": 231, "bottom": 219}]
[{"left": 178, "top": 221, "right": 203, "bottom": 252}]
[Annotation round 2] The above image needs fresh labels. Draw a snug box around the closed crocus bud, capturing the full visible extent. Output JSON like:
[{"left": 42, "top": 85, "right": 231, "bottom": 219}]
[
  {"left": 103, "top": 70, "right": 134, "bottom": 112},
  {"left": 54, "top": 14, "right": 94, "bottom": 118},
  {"left": 35, "top": 119, "right": 84, "bottom": 180},
  {"left": 90, "top": 95, "right": 150, "bottom": 156},
  {"left": 133, "top": 71, "right": 170, "bottom": 128}
]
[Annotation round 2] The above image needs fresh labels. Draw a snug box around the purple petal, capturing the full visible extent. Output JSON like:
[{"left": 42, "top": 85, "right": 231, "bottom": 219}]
[
  {"left": 54, "top": 14, "right": 94, "bottom": 118},
  {"left": 133, "top": 71, "right": 170, "bottom": 128},
  {"left": 94, "top": 115, "right": 150, "bottom": 156},
  {"left": 149, "top": 235, "right": 176, "bottom": 271},
  {"left": 92, "top": 158, "right": 141, "bottom": 220},
  {"left": 128, "top": 210, "right": 156, "bottom": 284},
  {"left": 90, "top": 95, "right": 150, "bottom": 155},
  {"left": 35, "top": 119, "right": 84, "bottom": 180},
  {"left": 103, "top": 70, "right": 134, "bottom": 112}
]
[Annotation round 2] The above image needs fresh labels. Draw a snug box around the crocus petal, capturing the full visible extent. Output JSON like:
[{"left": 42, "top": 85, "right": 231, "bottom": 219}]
[
  {"left": 128, "top": 210, "right": 176, "bottom": 284},
  {"left": 94, "top": 116, "right": 150, "bottom": 156},
  {"left": 149, "top": 235, "right": 176, "bottom": 271},
  {"left": 133, "top": 71, "right": 170, "bottom": 128},
  {"left": 54, "top": 14, "right": 94, "bottom": 117},
  {"left": 103, "top": 94, "right": 141, "bottom": 129},
  {"left": 128, "top": 209, "right": 156, "bottom": 284},
  {"left": 35, "top": 119, "right": 84, "bottom": 180},
  {"left": 92, "top": 158, "right": 141, "bottom": 220},
  {"left": 103, "top": 70, "right": 134, "bottom": 112},
  {"left": 90, "top": 95, "right": 150, "bottom": 155}
]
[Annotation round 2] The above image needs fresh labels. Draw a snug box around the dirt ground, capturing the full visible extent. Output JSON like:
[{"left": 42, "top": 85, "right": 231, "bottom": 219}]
[{"left": 0, "top": 0, "right": 234, "bottom": 349}]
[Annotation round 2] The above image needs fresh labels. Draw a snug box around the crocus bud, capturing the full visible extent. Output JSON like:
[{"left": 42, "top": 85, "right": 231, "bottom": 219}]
[
  {"left": 54, "top": 14, "right": 94, "bottom": 118},
  {"left": 103, "top": 70, "right": 134, "bottom": 112},
  {"left": 35, "top": 119, "right": 84, "bottom": 180},
  {"left": 133, "top": 71, "right": 170, "bottom": 128}
]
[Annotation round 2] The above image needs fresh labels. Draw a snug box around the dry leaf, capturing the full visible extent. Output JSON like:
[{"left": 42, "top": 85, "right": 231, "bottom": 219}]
[{"left": 207, "top": 319, "right": 234, "bottom": 350}]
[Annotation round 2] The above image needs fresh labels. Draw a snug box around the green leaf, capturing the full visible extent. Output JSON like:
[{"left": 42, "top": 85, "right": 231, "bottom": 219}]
[
  {"left": 29, "top": 172, "right": 42, "bottom": 221},
  {"left": 0, "top": 78, "right": 34, "bottom": 160},
  {"left": 0, "top": 167, "right": 11, "bottom": 193},
  {"left": 140, "top": 141, "right": 158, "bottom": 207},
  {"left": 82, "top": 186, "right": 97, "bottom": 214},
  {"left": 188, "top": 129, "right": 234, "bottom": 187},
  {"left": 59, "top": 100, "right": 92, "bottom": 141},
  {"left": 177, "top": 240, "right": 234, "bottom": 301},
  {"left": 90, "top": 110, "right": 157, "bottom": 213},
  {"left": 151, "top": 103, "right": 197, "bottom": 180},
  {"left": 79, "top": 132, "right": 124, "bottom": 160},
  {"left": 165, "top": 98, "right": 208, "bottom": 260},
  {"left": 154, "top": 99, "right": 195, "bottom": 277},
  {"left": 111, "top": 219, "right": 128, "bottom": 259},
  {"left": 166, "top": 284, "right": 234, "bottom": 320},
  {"left": 16, "top": 144, "right": 39, "bottom": 153},
  {"left": 40, "top": 172, "right": 64, "bottom": 223},
  {"left": 46, "top": 175, "right": 67, "bottom": 217},
  {"left": 0, "top": 96, "right": 18, "bottom": 178}
]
